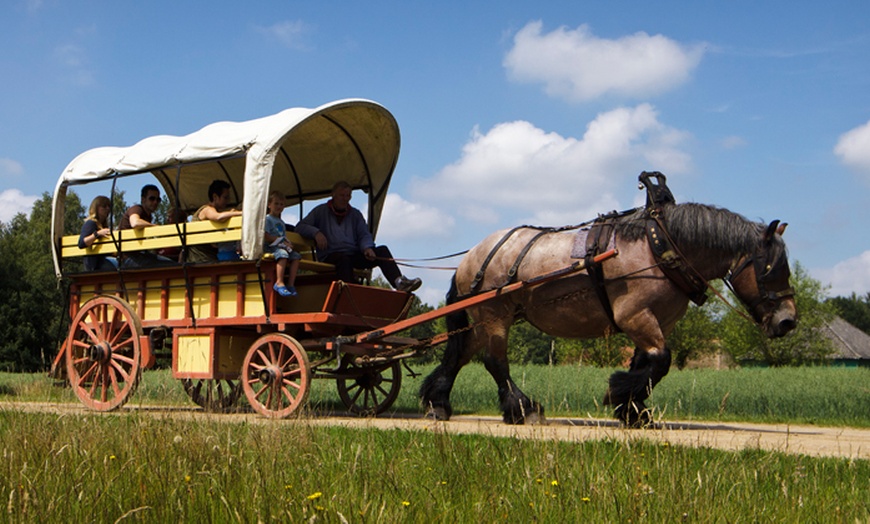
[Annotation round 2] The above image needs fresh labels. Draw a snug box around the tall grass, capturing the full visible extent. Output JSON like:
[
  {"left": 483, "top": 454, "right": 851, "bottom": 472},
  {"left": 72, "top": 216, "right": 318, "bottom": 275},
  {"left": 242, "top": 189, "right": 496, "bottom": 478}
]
[
  {"left": 2, "top": 364, "right": 869, "bottom": 426},
  {"left": 0, "top": 410, "right": 867, "bottom": 522}
]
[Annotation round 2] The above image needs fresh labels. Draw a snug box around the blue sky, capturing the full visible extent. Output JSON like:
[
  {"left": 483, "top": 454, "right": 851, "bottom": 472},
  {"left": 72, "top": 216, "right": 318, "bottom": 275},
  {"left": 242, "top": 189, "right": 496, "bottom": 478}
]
[{"left": 2, "top": 1, "right": 870, "bottom": 306}]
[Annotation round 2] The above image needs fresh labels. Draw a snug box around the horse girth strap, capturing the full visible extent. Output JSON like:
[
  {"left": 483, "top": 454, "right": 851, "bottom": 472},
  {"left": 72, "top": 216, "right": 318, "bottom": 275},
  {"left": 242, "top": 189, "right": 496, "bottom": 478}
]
[
  {"left": 584, "top": 220, "right": 619, "bottom": 331},
  {"left": 646, "top": 216, "right": 708, "bottom": 306}
]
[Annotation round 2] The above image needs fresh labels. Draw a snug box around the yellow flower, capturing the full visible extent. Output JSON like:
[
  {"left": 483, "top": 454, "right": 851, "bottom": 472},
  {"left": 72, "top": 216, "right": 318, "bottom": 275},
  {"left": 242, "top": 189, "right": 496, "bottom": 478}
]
[
  {"left": 315, "top": 505, "right": 324, "bottom": 511},
  {"left": 184, "top": 475, "right": 191, "bottom": 483},
  {"left": 581, "top": 497, "right": 591, "bottom": 503},
  {"left": 551, "top": 480, "right": 559, "bottom": 487},
  {"left": 536, "top": 478, "right": 542, "bottom": 484},
  {"left": 307, "top": 492, "right": 322, "bottom": 500},
  {"left": 284, "top": 485, "right": 292, "bottom": 490},
  {"left": 109, "top": 455, "right": 116, "bottom": 460},
  {"left": 402, "top": 501, "right": 410, "bottom": 507}
]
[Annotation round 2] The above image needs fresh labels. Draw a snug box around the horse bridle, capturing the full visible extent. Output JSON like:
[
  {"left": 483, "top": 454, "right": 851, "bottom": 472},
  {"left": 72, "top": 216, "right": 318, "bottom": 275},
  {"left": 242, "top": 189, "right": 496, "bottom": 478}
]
[{"left": 725, "top": 246, "right": 795, "bottom": 324}]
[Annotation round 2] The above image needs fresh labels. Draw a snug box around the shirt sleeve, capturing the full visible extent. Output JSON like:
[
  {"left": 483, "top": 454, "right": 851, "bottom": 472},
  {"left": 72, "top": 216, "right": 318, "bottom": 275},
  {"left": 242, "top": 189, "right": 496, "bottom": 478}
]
[
  {"left": 352, "top": 209, "right": 376, "bottom": 250},
  {"left": 294, "top": 205, "right": 323, "bottom": 239},
  {"left": 78, "top": 220, "right": 98, "bottom": 249}
]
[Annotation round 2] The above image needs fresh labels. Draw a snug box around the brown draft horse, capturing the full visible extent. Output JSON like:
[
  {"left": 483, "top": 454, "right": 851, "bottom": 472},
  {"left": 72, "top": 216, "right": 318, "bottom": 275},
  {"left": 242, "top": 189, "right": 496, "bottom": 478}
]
[{"left": 420, "top": 177, "right": 797, "bottom": 427}]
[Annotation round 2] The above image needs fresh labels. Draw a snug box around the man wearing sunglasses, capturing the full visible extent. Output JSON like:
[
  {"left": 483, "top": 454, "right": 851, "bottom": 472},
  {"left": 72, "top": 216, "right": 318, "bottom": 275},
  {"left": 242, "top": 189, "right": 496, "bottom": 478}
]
[{"left": 119, "top": 184, "right": 175, "bottom": 268}]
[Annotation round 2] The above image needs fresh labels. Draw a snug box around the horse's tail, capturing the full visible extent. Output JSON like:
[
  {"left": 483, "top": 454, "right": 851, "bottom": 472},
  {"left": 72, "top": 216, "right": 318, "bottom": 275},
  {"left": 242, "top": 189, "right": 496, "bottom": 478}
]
[{"left": 418, "top": 274, "right": 467, "bottom": 419}]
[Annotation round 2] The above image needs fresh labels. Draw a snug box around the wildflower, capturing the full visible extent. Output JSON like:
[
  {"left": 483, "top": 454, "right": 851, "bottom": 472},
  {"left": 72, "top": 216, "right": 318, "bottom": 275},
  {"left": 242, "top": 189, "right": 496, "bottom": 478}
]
[
  {"left": 315, "top": 505, "right": 324, "bottom": 511},
  {"left": 307, "top": 492, "right": 322, "bottom": 500},
  {"left": 284, "top": 485, "right": 292, "bottom": 490},
  {"left": 184, "top": 475, "right": 191, "bottom": 483},
  {"left": 551, "top": 480, "right": 559, "bottom": 487},
  {"left": 581, "top": 497, "right": 591, "bottom": 503},
  {"left": 536, "top": 478, "right": 543, "bottom": 484},
  {"left": 109, "top": 455, "right": 116, "bottom": 460},
  {"left": 402, "top": 501, "right": 410, "bottom": 507}
]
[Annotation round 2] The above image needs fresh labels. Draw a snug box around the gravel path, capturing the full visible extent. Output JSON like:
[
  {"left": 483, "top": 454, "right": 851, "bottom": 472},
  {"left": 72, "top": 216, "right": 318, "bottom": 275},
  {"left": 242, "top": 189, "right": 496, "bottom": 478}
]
[{"left": 5, "top": 401, "right": 868, "bottom": 460}]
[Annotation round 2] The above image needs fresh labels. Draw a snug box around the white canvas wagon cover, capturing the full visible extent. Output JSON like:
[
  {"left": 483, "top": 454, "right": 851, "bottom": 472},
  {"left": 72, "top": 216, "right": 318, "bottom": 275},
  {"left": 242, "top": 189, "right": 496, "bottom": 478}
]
[{"left": 51, "top": 99, "right": 400, "bottom": 276}]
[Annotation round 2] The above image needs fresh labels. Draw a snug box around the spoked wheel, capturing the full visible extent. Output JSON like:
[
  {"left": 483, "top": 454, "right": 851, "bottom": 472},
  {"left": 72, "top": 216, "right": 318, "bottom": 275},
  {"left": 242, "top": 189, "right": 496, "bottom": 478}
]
[
  {"left": 242, "top": 333, "right": 310, "bottom": 419},
  {"left": 65, "top": 295, "right": 143, "bottom": 411},
  {"left": 337, "top": 360, "right": 402, "bottom": 416},
  {"left": 181, "top": 379, "right": 243, "bottom": 412}
]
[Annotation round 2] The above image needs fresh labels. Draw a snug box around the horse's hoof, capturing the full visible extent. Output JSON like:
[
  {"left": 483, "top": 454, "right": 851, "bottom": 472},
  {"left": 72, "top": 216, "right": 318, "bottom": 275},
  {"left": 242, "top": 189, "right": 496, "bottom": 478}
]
[{"left": 425, "top": 407, "right": 451, "bottom": 421}]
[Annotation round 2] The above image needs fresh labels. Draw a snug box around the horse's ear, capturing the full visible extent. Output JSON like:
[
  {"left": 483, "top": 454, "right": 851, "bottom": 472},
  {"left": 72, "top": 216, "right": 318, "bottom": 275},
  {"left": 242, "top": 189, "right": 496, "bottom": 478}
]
[
  {"left": 764, "top": 220, "right": 781, "bottom": 242},
  {"left": 776, "top": 222, "right": 788, "bottom": 236}
]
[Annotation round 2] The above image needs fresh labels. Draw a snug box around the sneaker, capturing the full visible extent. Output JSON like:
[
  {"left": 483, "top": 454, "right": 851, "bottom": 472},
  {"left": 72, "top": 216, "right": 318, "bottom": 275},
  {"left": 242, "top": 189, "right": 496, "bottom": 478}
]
[
  {"left": 286, "top": 285, "right": 298, "bottom": 297},
  {"left": 395, "top": 276, "right": 422, "bottom": 293},
  {"left": 273, "top": 283, "right": 293, "bottom": 297}
]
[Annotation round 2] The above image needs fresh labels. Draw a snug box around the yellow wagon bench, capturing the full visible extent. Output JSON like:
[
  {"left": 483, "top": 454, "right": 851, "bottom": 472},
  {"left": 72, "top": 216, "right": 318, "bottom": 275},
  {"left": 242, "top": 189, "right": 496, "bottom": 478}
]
[{"left": 50, "top": 100, "right": 417, "bottom": 418}]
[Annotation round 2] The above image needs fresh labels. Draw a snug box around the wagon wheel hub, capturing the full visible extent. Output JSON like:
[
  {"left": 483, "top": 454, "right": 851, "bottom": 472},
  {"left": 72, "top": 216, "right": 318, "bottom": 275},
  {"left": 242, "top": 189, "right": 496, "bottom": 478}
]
[
  {"left": 356, "top": 371, "right": 381, "bottom": 389},
  {"left": 258, "top": 366, "right": 283, "bottom": 386},
  {"left": 88, "top": 342, "right": 112, "bottom": 363}
]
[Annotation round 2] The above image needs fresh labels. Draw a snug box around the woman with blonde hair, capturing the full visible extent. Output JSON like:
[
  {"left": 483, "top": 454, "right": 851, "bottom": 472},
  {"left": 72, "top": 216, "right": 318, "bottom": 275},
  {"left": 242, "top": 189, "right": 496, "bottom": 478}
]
[{"left": 78, "top": 195, "right": 118, "bottom": 271}]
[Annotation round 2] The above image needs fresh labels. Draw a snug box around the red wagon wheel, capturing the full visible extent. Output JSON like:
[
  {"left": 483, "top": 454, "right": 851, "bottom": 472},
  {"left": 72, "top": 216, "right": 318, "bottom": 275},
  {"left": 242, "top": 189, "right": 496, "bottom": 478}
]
[
  {"left": 337, "top": 360, "right": 402, "bottom": 416},
  {"left": 242, "top": 333, "right": 310, "bottom": 419},
  {"left": 181, "top": 379, "right": 243, "bottom": 412},
  {"left": 65, "top": 295, "right": 143, "bottom": 411}
]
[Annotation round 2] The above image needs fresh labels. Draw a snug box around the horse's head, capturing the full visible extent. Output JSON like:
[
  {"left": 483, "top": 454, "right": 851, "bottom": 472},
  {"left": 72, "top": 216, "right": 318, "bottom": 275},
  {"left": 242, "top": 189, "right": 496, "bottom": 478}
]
[{"left": 726, "top": 220, "right": 797, "bottom": 338}]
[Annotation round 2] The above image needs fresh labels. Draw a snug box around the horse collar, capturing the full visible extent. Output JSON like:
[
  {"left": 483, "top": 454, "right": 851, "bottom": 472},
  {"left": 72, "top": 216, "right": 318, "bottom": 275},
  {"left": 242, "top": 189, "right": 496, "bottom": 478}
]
[{"left": 645, "top": 215, "right": 708, "bottom": 306}]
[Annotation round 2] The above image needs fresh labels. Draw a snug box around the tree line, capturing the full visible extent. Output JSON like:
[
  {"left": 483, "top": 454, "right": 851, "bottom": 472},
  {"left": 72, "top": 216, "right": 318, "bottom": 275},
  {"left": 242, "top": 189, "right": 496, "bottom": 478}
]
[{"left": 1, "top": 191, "right": 869, "bottom": 371}]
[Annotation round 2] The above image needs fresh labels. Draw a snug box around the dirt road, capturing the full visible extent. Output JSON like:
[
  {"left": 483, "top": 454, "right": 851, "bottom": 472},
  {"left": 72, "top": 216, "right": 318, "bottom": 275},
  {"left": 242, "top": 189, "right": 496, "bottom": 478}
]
[{"left": 5, "top": 401, "right": 868, "bottom": 460}]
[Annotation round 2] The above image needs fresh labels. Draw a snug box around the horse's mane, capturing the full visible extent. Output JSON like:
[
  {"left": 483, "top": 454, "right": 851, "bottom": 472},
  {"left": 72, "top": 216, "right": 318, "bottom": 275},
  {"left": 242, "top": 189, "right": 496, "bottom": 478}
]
[{"left": 614, "top": 202, "right": 762, "bottom": 254}]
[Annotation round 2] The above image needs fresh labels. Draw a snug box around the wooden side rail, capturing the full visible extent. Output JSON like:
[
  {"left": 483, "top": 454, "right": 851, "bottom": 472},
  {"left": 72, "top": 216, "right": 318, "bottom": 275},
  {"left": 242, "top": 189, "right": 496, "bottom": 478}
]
[{"left": 61, "top": 215, "right": 335, "bottom": 273}]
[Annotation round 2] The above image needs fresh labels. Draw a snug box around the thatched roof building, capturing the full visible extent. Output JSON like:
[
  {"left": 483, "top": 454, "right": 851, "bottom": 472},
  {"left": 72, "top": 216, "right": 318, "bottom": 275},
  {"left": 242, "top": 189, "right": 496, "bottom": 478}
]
[{"left": 821, "top": 316, "right": 870, "bottom": 367}]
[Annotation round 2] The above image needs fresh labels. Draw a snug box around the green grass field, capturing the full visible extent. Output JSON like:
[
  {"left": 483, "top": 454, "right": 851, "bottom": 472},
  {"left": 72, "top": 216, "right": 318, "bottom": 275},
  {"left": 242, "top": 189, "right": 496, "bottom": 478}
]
[
  {"left": 0, "top": 410, "right": 867, "bottom": 522},
  {"left": 1, "top": 365, "right": 868, "bottom": 522}
]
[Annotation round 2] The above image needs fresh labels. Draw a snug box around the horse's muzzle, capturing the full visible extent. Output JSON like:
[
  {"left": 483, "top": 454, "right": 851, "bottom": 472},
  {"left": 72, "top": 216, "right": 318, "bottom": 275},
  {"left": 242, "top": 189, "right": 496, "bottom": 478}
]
[{"left": 769, "top": 317, "right": 797, "bottom": 338}]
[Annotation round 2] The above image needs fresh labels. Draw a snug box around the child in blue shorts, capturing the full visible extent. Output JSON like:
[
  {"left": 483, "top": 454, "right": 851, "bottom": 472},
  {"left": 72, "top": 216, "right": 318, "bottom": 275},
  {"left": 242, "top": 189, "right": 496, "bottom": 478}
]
[{"left": 264, "top": 190, "right": 302, "bottom": 297}]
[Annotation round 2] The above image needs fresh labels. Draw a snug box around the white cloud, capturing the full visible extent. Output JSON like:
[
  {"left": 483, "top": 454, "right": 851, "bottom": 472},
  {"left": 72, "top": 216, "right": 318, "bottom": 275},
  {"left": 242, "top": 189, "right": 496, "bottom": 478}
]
[
  {"left": 504, "top": 21, "right": 705, "bottom": 102},
  {"left": 54, "top": 43, "right": 94, "bottom": 87},
  {"left": 0, "top": 189, "right": 39, "bottom": 223},
  {"left": 720, "top": 136, "right": 747, "bottom": 150},
  {"left": 834, "top": 120, "right": 870, "bottom": 183},
  {"left": 415, "top": 104, "right": 691, "bottom": 226},
  {"left": 377, "top": 193, "right": 455, "bottom": 240},
  {"left": 814, "top": 251, "right": 870, "bottom": 298},
  {"left": 255, "top": 20, "right": 312, "bottom": 50},
  {"left": 0, "top": 158, "right": 24, "bottom": 177}
]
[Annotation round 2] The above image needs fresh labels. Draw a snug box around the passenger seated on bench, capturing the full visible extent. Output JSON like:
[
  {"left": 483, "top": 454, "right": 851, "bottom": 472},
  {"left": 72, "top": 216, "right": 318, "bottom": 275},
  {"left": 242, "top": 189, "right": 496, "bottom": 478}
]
[
  {"left": 264, "top": 190, "right": 301, "bottom": 297},
  {"left": 119, "top": 184, "right": 176, "bottom": 268},
  {"left": 188, "top": 179, "right": 243, "bottom": 262},
  {"left": 78, "top": 195, "right": 118, "bottom": 272},
  {"left": 296, "top": 180, "right": 422, "bottom": 292}
]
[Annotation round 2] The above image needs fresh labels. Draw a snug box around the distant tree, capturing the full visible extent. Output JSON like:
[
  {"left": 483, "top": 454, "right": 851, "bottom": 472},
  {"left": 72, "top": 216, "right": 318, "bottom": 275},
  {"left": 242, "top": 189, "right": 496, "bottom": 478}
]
[
  {"left": 667, "top": 301, "right": 720, "bottom": 369},
  {"left": 718, "top": 262, "right": 835, "bottom": 366},
  {"left": 555, "top": 332, "right": 631, "bottom": 368},
  {"left": 0, "top": 191, "right": 84, "bottom": 371},
  {"left": 828, "top": 292, "right": 870, "bottom": 335},
  {"left": 508, "top": 321, "right": 556, "bottom": 365}
]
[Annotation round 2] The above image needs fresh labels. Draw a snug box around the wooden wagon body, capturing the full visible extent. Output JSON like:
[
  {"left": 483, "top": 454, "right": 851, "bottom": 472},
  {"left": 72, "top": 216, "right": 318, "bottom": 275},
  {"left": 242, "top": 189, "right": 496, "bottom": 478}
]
[{"left": 51, "top": 101, "right": 421, "bottom": 418}]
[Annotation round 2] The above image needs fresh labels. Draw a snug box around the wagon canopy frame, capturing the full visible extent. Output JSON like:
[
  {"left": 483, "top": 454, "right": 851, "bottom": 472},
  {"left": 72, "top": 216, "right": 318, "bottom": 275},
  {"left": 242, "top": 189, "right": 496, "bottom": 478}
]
[{"left": 51, "top": 99, "right": 401, "bottom": 277}]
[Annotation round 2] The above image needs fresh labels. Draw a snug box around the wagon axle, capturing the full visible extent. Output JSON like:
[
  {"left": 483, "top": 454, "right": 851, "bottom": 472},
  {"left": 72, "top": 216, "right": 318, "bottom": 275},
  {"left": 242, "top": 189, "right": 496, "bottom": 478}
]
[
  {"left": 258, "top": 366, "right": 283, "bottom": 386},
  {"left": 88, "top": 342, "right": 112, "bottom": 363}
]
